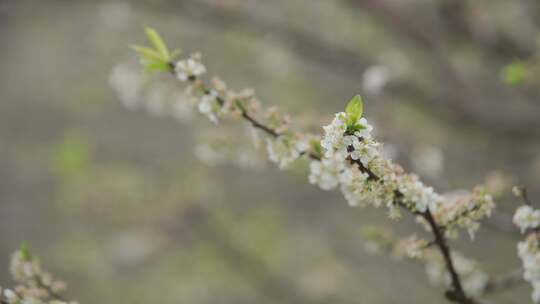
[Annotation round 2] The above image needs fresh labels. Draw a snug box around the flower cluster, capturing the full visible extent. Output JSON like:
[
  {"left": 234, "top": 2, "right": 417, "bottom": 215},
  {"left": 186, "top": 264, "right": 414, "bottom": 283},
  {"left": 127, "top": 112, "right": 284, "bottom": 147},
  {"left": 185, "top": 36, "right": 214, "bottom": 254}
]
[
  {"left": 109, "top": 62, "right": 146, "bottom": 110},
  {"left": 397, "top": 174, "right": 440, "bottom": 213},
  {"left": 431, "top": 187, "right": 495, "bottom": 239},
  {"left": 266, "top": 135, "right": 310, "bottom": 169},
  {"left": 1, "top": 246, "right": 77, "bottom": 304},
  {"left": 310, "top": 104, "right": 496, "bottom": 239},
  {"left": 311, "top": 106, "right": 444, "bottom": 216},
  {"left": 514, "top": 200, "right": 540, "bottom": 302},
  {"left": 517, "top": 234, "right": 540, "bottom": 302},
  {"left": 175, "top": 53, "right": 323, "bottom": 170},
  {"left": 174, "top": 53, "right": 206, "bottom": 81},
  {"left": 320, "top": 113, "right": 373, "bottom": 159},
  {"left": 514, "top": 205, "right": 540, "bottom": 233},
  {"left": 311, "top": 109, "right": 398, "bottom": 209},
  {"left": 308, "top": 154, "right": 347, "bottom": 191}
]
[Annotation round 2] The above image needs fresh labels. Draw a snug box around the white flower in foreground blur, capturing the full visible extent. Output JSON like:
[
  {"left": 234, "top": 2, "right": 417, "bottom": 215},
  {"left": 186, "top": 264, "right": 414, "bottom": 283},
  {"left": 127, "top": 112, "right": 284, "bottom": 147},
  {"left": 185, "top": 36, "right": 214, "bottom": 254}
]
[
  {"left": 362, "top": 65, "right": 390, "bottom": 95},
  {"left": 198, "top": 90, "right": 220, "bottom": 124},
  {"left": 3, "top": 288, "right": 17, "bottom": 302},
  {"left": 109, "top": 63, "right": 145, "bottom": 110},
  {"left": 175, "top": 54, "right": 206, "bottom": 81},
  {"left": 514, "top": 205, "right": 540, "bottom": 233}
]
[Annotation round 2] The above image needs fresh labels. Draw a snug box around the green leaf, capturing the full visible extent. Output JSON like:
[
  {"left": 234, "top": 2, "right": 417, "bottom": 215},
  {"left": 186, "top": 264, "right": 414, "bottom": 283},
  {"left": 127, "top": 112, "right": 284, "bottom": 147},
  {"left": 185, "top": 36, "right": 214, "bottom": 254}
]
[
  {"left": 143, "top": 60, "right": 172, "bottom": 74},
  {"left": 501, "top": 61, "right": 526, "bottom": 85},
  {"left": 144, "top": 27, "right": 169, "bottom": 60},
  {"left": 130, "top": 45, "right": 164, "bottom": 62},
  {"left": 345, "top": 95, "right": 363, "bottom": 126},
  {"left": 310, "top": 140, "right": 323, "bottom": 158}
]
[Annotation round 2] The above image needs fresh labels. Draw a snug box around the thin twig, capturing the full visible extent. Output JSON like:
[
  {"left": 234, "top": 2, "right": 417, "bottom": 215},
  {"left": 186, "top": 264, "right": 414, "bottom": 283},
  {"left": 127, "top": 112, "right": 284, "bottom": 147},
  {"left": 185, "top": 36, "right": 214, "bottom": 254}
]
[{"left": 423, "top": 210, "right": 475, "bottom": 304}]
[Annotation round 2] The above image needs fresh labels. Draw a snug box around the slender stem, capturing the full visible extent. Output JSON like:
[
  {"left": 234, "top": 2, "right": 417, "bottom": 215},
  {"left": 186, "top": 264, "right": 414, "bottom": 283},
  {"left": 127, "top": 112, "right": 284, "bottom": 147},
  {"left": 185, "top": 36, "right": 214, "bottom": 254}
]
[
  {"left": 240, "top": 111, "right": 279, "bottom": 137},
  {"left": 423, "top": 210, "right": 475, "bottom": 304},
  {"left": 521, "top": 187, "right": 533, "bottom": 206}
]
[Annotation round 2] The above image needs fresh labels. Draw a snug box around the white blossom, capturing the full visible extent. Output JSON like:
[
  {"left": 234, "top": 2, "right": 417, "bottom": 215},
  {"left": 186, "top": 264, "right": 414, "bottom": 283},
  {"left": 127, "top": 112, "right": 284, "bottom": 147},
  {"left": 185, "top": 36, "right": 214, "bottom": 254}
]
[
  {"left": 198, "top": 90, "right": 220, "bottom": 124},
  {"left": 320, "top": 112, "right": 348, "bottom": 157},
  {"left": 338, "top": 165, "right": 370, "bottom": 206},
  {"left": 398, "top": 175, "right": 440, "bottom": 213},
  {"left": 513, "top": 205, "right": 540, "bottom": 233},
  {"left": 517, "top": 234, "right": 540, "bottom": 302},
  {"left": 308, "top": 156, "right": 346, "bottom": 191},
  {"left": 175, "top": 55, "right": 206, "bottom": 81},
  {"left": 514, "top": 203, "right": 540, "bottom": 302},
  {"left": 266, "top": 137, "right": 301, "bottom": 170},
  {"left": 353, "top": 117, "right": 373, "bottom": 140},
  {"left": 362, "top": 65, "right": 390, "bottom": 95},
  {"left": 109, "top": 63, "right": 145, "bottom": 110}
]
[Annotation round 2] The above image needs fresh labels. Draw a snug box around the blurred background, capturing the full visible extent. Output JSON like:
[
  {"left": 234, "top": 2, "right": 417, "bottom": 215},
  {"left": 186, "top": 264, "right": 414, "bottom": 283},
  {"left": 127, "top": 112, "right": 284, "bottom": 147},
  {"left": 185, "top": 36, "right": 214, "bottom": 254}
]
[{"left": 1, "top": 0, "right": 539, "bottom": 303}]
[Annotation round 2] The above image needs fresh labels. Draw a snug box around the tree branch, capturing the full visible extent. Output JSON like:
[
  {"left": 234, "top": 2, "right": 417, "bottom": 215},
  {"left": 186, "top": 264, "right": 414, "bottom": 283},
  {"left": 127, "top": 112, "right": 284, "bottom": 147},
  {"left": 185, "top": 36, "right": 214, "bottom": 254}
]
[{"left": 171, "top": 69, "right": 477, "bottom": 304}]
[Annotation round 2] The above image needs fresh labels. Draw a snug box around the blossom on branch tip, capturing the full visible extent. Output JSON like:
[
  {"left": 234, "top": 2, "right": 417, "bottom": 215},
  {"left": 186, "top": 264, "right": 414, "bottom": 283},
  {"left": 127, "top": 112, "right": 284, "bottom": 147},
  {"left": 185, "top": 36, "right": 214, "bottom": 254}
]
[
  {"left": 514, "top": 205, "right": 540, "bottom": 233},
  {"left": 175, "top": 54, "right": 206, "bottom": 81}
]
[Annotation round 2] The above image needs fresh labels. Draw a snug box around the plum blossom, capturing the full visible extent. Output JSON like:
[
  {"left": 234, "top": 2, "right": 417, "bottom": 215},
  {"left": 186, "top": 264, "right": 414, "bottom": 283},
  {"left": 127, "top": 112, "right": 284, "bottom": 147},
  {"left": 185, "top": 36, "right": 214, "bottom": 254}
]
[
  {"left": 308, "top": 155, "right": 346, "bottom": 191},
  {"left": 513, "top": 205, "right": 540, "bottom": 233},
  {"left": 266, "top": 136, "right": 304, "bottom": 170},
  {"left": 175, "top": 54, "right": 206, "bottom": 81},
  {"left": 3, "top": 246, "right": 78, "bottom": 304},
  {"left": 198, "top": 90, "right": 220, "bottom": 124},
  {"left": 514, "top": 202, "right": 540, "bottom": 302},
  {"left": 517, "top": 234, "right": 540, "bottom": 302}
]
